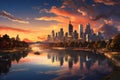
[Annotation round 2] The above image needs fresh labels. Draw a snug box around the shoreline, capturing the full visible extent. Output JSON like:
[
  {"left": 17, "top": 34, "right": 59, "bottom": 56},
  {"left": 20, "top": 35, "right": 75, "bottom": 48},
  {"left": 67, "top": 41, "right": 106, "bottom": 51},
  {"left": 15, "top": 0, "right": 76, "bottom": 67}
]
[
  {"left": 51, "top": 47, "right": 120, "bottom": 66},
  {"left": 0, "top": 47, "right": 30, "bottom": 53}
]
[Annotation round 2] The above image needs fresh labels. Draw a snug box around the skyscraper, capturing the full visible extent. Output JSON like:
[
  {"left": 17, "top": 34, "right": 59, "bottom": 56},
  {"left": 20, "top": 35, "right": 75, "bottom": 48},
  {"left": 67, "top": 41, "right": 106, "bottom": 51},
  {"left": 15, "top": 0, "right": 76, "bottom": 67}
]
[
  {"left": 79, "top": 24, "right": 83, "bottom": 38},
  {"left": 73, "top": 30, "right": 78, "bottom": 40},
  {"left": 51, "top": 30, "right": 55, "bottom": 41},
  {"left": 52, "top": 30, "right": 55, "bottom": 38},
  {"left": 65, "top": 32, "right": 68, "bottom": 38},
  {"left": 60, "top": 28, "right": 64, "bottom": 38},
  {"left": 55, "top": 32, "right": 58, "bottom": 38},
  {"left": 85, "top": 23, "right": 91, "bottom": 34},
  {"left": 68, "top": 21, "right": 73, "bottom": 36},
  {"left": 47, "top": 35, "right": 51, "bottom": 41},
  {"left": 59, "top": 28, "right": 64, "bottom": 41},
  {"left": 16, "top": 34, "right": 20, "bottom": 41}
]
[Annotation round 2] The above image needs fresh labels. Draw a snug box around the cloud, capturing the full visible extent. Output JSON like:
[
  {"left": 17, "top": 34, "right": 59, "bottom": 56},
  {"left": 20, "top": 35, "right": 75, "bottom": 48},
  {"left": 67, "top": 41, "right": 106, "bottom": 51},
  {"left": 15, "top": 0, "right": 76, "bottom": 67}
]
[
  {"left": 36, "top": 5, "right": 92, "bottom": 30},
  {"left": 99, "top": 24, "right": 120, "bottom": 39},
  {"left": 62, "top": 0, "right": 76, "bottom": 8},
  {"left": 94, "top": 0, "right": 120, "bottom": 5},
  {"left": 0, "top": 10, "right": 29, "bottom": 24},
  {"left": 77, "top": 9, "right": 87, "bottom": 16},
  {"left": 104, "top": 19, "right": 113, "bottom": 24},
  {"left": 37, "top": 36, "right": 46, "bottom": 41},
  {"left": 61, "top": 0, "right": 120, "bottom": 22},
  {"left": 0, "top": 25, "right": 33, "bottom": 33},
  {"left": 23, "top": 38, "right": 32, "bottom": 42},
  {"left": 39, "top": 8, "right": 49, "bottom": 13},
  {"left": 60, "top": 5, "right": 66, "bottom": 9},
  {"left": 49, "top": 6, "right": 91, "bottom": 27},
  {"left": 91, "top": 13, "right": 111, "bottom": 21},
  {"left": 35, "top": 0, "right": 120, "bottom": 36},
  {"left": 35, "top": 16, "right": 69, "bottom": 23},
  {"left": 50, "top": 6, "right": 75, "bottom": 18}
]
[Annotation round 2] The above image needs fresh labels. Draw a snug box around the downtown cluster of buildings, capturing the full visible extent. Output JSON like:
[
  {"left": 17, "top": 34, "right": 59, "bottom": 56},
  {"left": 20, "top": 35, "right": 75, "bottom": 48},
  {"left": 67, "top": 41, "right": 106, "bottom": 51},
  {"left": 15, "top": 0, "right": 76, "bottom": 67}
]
[{"left": 47, "top": 21, "right": 104, "bottom": 42}]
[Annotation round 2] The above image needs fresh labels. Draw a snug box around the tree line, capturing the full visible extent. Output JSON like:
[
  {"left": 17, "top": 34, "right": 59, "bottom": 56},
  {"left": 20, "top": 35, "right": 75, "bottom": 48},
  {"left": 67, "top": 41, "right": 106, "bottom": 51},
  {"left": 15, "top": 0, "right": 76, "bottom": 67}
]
[
  {"left": 49, "top": 33, "right": 120, "bottom": 51},
  {"left": 0, "top": 34, "right": 28, "bottom": 50}
]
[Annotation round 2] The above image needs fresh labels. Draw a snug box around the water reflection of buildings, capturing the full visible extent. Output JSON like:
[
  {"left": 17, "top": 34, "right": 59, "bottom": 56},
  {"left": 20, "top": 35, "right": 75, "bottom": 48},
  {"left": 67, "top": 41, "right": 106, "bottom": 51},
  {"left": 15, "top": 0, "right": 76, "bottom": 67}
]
[
  {"left": 0, "top": 51, "right": 28, "bottom": 75},
  {"left": 47, "top": 50, "right": 107, "bottom": 70}
]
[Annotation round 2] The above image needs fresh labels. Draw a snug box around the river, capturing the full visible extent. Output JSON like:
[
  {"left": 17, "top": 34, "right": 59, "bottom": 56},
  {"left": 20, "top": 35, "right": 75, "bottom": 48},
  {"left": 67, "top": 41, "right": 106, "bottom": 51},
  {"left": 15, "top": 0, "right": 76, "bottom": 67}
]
[{"left": 0, "top": 44, "right": 115, "bottom": 80}]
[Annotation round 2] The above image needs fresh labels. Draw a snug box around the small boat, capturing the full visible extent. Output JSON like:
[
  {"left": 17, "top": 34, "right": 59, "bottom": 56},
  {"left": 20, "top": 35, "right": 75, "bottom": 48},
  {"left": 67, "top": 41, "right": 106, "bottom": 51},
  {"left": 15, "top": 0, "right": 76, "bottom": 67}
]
[{"left": 34, "top": 52, "right": 41, "bottom": 55}]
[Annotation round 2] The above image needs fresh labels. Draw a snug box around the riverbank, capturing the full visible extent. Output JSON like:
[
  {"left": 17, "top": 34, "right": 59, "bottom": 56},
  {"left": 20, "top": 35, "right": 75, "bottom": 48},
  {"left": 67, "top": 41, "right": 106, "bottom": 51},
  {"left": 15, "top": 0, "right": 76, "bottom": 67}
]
[
  {"left": 102, "top": 52, "right": 120, "bottom": 80},
  {"left": 0, "top": 47, "right": 30, "bottom": 53},
  {"left": 51, "top": 47, "right": 92, "bottom": 51}
]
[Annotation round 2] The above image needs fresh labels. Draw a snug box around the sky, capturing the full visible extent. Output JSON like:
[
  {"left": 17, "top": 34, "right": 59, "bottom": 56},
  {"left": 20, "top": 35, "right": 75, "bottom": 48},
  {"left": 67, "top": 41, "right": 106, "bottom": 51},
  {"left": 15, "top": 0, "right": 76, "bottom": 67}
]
[{"left": 0, "top": 0, "right": 120, "bottom": 42}]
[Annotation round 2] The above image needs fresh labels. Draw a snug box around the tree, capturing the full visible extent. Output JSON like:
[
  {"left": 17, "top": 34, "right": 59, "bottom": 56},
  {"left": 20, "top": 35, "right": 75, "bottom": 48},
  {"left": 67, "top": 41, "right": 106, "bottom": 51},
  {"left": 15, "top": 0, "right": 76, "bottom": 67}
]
[
  {"left": 3, "top": 34, "right": 10, "bottom": 41},
  {"left": 110, "top": 33, "right": 120, "bottom": 50},
  {"left": 106, "top": 39, "right": 112, "bottom": 50}
]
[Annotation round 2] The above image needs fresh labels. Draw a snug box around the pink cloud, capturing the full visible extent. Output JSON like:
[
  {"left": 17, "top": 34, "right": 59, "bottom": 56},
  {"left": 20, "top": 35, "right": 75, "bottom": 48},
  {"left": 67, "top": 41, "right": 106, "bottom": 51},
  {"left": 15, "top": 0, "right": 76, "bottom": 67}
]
[{"left": 94, "top": 0, "right": 119, "bottom": 5}]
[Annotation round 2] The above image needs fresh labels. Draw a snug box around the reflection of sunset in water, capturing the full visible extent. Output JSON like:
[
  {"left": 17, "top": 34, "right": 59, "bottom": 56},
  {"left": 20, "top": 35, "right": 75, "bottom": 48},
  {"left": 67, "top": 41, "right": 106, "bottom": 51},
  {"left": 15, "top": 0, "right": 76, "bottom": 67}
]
[{"left": 0, "top": 44, "right": 113, "bottom": 80}]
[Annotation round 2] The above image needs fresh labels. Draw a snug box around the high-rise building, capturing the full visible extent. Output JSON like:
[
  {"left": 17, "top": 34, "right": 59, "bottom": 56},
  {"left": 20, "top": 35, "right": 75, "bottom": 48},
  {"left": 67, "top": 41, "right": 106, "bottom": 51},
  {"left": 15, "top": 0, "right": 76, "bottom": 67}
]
[
  {"left": 85, "top": 23, "right": 91, "bottom": 34},
  {"left": 51, "top": 30, "right": 55, "bottom": 41},
  {"left": 86, "top": 34, "right": 89, "bottom": 42},
  {"left": 65, "top": 32, "right": 68, "bottom": 41},
  {"left": 55, "top": 32, "right": 58, "bottom": 38},
  {"left": 73, "top": 30, "right": 78, "bottom": 40},
  {"left": 65, "top": 32, "right": 68, "bottom": 38},
  {"left": 58, "top": 32, "right": 60, "bottom": 40},
  {"left": 79, "top": 24, "right": 84, "bottom": 39},
  {"left": 16, "top": 34, "right": 20, "bottom": 41},
  {"left": 47, "top": 35, "right": 51, "bottom": 41},
  {"left": 47, "top": 23, "right": 105, "bottom": 42},
  {"left": 52, "top": 30, "right": 55, "bottom": 38},
  {"left": 60, "top": 28, "right": 64, "bottom": 38},
  {"left": 68, "top": 21, "right": 73, "bottom": 36}
]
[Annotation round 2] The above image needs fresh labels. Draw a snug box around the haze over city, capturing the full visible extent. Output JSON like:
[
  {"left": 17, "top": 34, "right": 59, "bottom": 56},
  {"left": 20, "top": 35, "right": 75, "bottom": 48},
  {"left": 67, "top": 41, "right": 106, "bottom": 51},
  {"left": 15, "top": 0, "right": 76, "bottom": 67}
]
[{"left": 0, "top": 0, "right": 120, "bottom": 42}]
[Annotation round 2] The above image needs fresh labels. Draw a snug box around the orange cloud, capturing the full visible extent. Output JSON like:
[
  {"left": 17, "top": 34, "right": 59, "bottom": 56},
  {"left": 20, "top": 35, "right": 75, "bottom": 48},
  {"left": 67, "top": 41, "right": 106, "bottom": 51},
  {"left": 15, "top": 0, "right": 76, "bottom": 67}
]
[
  {"left": 94, "top": 0, "right": 119, "bottom": 5},
  {"left": 0, "top": 25, "right": 33, "bottom": 33},
  {"left": 35, "top": 16, "right": 69, "bottom": 23},
  {"left": 37, "top": 36, "right": 46, "bottom": 41},
  {"left": 35, "top": 6, "right": 100, "bottom": 32},
  {"left": 23, "top": 38, "right": 32, "bottom": 42},
  {"left": 77, "top": 9, "right": 87, "bottom": 16},
  {"left": 50, "top": 6, "right": 75, "bottom": 18},
  {"left": 49, "top": 6, "right": 91, "bottom": 29}
]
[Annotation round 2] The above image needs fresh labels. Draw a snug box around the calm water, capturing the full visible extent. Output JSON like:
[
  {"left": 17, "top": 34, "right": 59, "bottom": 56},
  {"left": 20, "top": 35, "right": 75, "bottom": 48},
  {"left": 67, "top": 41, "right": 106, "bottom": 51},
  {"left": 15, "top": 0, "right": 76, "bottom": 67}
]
[{"left": 0, "top": 44, "right": 113, "bottom": 80}]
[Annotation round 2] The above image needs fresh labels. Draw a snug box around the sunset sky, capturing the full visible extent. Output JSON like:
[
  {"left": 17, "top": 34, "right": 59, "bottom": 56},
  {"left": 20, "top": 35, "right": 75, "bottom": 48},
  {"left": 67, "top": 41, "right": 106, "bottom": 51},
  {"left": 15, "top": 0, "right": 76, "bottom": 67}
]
[{"left": 0, "top": 0, "right": 120, "bottom": 42}]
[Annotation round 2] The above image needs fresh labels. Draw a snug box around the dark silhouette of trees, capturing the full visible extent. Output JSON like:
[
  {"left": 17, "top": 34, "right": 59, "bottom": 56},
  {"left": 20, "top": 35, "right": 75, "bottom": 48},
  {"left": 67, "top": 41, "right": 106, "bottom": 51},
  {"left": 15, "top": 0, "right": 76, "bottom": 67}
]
[
  {"left": 109, "top": 33, "right": 120, "bottom": 50},
  {"left": 0, "top": 34, "right": 28, "bottom": 50},
  {"left": 3, "top": 34, "right": 10, "bottom": 41}
]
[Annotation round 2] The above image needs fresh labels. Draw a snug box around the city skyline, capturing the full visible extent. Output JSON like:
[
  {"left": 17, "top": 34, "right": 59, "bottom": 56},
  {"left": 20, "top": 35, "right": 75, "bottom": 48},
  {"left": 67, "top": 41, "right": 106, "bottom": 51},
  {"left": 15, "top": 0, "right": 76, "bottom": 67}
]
[
  {"left": 47, "top": 22, "right": 104, "bottom": 42},
  {"left": 0, "top": 0, "right": 120, "bottom": 42}
]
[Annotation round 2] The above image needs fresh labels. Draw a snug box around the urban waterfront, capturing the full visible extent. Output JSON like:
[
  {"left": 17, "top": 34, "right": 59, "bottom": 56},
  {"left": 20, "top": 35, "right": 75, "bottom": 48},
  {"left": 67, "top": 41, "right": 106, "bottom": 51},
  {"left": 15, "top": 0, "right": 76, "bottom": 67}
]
[
  {"left": 0, "top": 0, "right": 120, "bottom": 80},
  {"left": 0, "top": 44, "right": 115, "bottom": 80}
]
